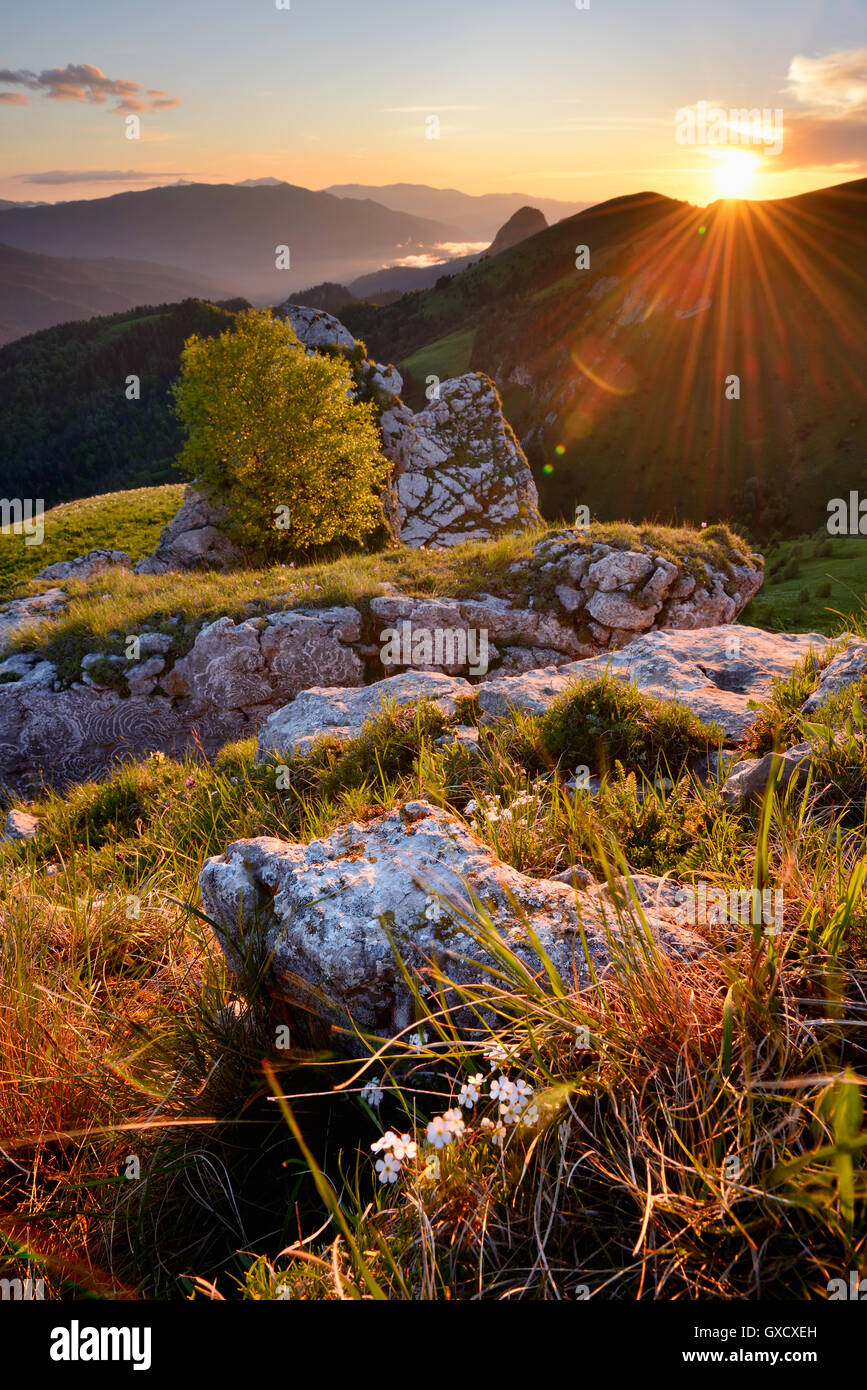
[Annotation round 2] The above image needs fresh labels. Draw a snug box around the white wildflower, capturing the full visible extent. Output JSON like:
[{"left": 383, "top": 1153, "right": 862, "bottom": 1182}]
[
  {"left": 443, "top": 1107, "right": 466, "bottom": 1139},
  {"left": 481, "top": 1117, "right": 507, "bottom": 1147},
  {"left": 426, "top": 1115, "right": 454, "bottom": 1149},
  {"left": 424, "top": 895, "right": 442, "bottom": 923},
  {"left": 458, "top": 1073, "right": 483, "bottom": 1109},
  {"left": 375, "top": 1152, "right": 401, "bottom": 1183},
  {"left": 360, "top": 1078, "right": 383, "bottom": 1108}
]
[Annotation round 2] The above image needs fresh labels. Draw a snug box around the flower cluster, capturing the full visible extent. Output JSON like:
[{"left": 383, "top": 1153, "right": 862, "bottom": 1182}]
[
  {"left": 491, "top": 1075, "right": 539, "bottom": 1127},
  {"left": 371, "top": 1130, "right": 418, "bottom": 1183},
  {"left": 465, "top": 791, "right": 541, "bottom": 828},
  {"left": 426, "top": 1108, "right": 466, "bottom": 1149},
  {"left": 369, "top": 1052, "right": 541, "bottom": 1184}
]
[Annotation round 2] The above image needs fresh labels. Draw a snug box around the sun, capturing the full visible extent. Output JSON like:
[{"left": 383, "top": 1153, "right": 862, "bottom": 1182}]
[{"left": 712, "top": 150, "right": 761, "bottom": 200}]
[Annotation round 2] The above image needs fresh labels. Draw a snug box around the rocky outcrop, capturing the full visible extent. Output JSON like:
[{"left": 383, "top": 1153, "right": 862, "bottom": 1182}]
[
  {"left": 0, "top": 588, "right": 66, "bottom": 657},
  {"left": 485, "top": 206, "right": 547, "bottom": 258},
  {"left": 256, "top": 625, "right": 830, "bottom": 758},
  {"left": 0, "top": 529, "right": 768, "bottom": 790},
  {"left": 476, "top": 626, "right": 826, "bottom": 742},
  {"left": 134, "top": 488, "right": 244, "bottom": 576},
  {"left": 257, "top": 670, "right": 471, "bottom": 758},
  {"left": 0, "top": 607, "right": 364, "bottom": 793},
  {"left": 381, "top": 374, "right": 541, "bottom": 548},
  {"left": 133, "top": 305, "right": 542, "bottom": 567},
  {"left": 34, "top": 550, "right": 131, "bottom": 583},
  {"left": 199, "top": 800, "right": 706, "bottom": 1039}
]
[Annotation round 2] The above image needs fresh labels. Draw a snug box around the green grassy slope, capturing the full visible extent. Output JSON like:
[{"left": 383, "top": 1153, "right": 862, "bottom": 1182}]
[
  {"left": 744, "top": 532, "right": 867, "bottom": 633},
  {"left": 0, "top": 484, "right": 184, "bottom": 601}
]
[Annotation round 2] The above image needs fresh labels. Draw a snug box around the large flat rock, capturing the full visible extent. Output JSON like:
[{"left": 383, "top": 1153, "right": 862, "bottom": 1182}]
[{"left": 476, "top": 626, "right": 829, "bottom": 742}]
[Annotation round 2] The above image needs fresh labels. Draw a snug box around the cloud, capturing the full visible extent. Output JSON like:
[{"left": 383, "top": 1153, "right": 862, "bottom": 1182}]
[
  {"left": 0, "top": 63, "right": 180, "bottom": 115},
  {"left": 16, "top": 169, "right": 192, "bottom": 185},
  {"left": 785, "top": 48, "right": 867, "bottom": 112}
]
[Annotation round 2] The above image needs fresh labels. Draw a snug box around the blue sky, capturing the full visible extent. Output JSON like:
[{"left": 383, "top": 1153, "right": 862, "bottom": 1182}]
[{"left": 2, "top": 0, "right": 865, "bottom": 203}]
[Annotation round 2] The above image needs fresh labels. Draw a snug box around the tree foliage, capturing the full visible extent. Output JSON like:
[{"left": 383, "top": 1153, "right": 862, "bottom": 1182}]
[{"left": 172, "top": 309, "right": 391, "bottom": 557}]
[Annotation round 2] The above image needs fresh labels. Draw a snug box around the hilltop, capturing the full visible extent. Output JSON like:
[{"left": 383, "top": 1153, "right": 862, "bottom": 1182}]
[{"left": 342, "top": 180, "right": 867, "bottom": 539}]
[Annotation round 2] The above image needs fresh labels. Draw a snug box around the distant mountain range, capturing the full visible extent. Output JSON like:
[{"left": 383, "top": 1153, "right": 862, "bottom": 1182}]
[
  {"left": 0, "top": 183, "right": 455, "bottom": 300},
  {"left": 322, "top": 183, "right": 588, "bottom": 240},
  {"left": 342, "top": 178, "right": 867, "bottom": 539},
  {"left": 0, "top": 243, "right": 239, "bottom": 345}
]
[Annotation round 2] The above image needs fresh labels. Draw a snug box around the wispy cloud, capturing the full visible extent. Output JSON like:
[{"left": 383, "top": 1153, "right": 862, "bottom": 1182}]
[
  {"left": 0, "top": 63, "right": 180, "bottom": 115},
  {"left": 15, "top": 169, "right": 192, "bottom": 185},
  {"left": 785, "top": 48, "right": 867, "bottom": 112}
]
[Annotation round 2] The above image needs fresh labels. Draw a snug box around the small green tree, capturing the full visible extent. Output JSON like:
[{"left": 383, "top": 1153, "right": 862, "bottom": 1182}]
[{"left": 172, "top": 309, "right": 391, "bottom": 557}]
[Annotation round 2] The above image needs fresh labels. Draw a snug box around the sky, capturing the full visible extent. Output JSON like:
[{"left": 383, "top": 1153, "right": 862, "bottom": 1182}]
[{"left": 1, "top": 0, "right": 865, "bottom": 207}]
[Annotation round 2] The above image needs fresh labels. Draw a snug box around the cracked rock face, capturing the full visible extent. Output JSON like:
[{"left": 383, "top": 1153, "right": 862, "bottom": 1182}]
[
  {"left": 199, "top": 800, "right": 706, "bottom": 1038},
  {"left": 381, "top": 374, "right": 542, "bottom": 548}
]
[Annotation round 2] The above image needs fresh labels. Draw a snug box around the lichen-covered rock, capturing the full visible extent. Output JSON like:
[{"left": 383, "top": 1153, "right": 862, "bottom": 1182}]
[
  {"left": 35, "top": 549, "right": 131, "bottom": 583},
  {"left": 257, "top": 670, "right": 472, "bottom": 759},
  {"left": 801, "top": 641, "right": 867, "bottom": 715},
  {"left": 134, "top": 487, "right": 244, "bottom": 575},
  {"left": 199, "top": 800, "right": 706, "bottom": 1038},
  {"left": 162, "top": 607, "right": 363, "bottom": 713},
  {"left": 273, "top": 301, "right": 356, "bottom": 352},
  {"left": 476, "top": 626, "right": 828, "bottom": 742},
  {"left": 0, "top": 589, "right": 66, "bottom": 657},
  {"left": 382, "top": 374, "right": 542, "bottom": 547}
]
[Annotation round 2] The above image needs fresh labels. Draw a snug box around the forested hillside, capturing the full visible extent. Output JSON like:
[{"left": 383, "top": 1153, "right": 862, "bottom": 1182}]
[{"left": 0, "top": 298, "right": 246, "bottom": 505}]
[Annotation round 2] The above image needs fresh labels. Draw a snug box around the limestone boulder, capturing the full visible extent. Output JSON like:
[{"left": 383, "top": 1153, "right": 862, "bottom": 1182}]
[
  {"left": 382, "top": 374, "right": 542, "bottom": 548},
  {"left": 134, "top": 488, "right": 244, "bottom": 575},
  {"left": 273, "top": 301, "right": 356, "bottom": 352},
  {"left": 199, "top": 800, "right": 706, "bottom": 1037},
  {"left": 257, "top": 670, "right": 472, "bottom": 759},
  {"left": 34, "top": 549, "right": 131, "bottom": 583}
]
